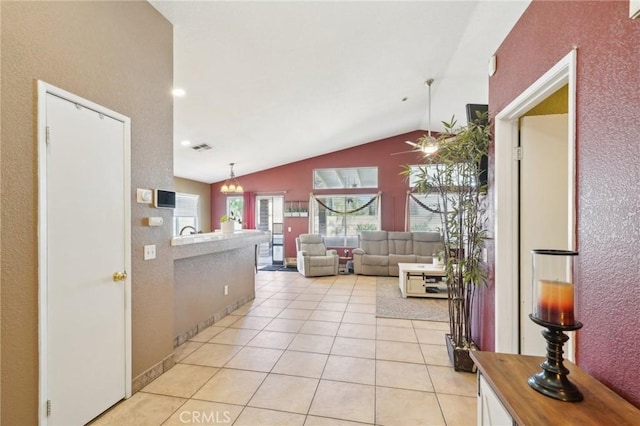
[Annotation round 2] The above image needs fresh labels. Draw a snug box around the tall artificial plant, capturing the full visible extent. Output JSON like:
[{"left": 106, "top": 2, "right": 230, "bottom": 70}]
[{"left": 403, "top": 113, "right": 490, "bottom": 352}]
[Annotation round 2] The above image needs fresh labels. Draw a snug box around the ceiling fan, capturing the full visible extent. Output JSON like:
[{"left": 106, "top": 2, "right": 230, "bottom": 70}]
[{"left": 391, "top": 78, "right": 440, "bottom": 156}]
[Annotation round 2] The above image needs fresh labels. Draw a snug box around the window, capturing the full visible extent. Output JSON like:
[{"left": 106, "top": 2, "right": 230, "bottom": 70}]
[
  {"left": 408, "top": 164, "right": 471, "bottom": 188},
  {"left": 407, "top": 164, "right": 476, "bottom": 232},
  {"left": 174, "top": 193, "right": 199, "bottom": 236},
  {"left": 313, "top": 167, "right": 378, "bottom": 189},
  {"left": 408, "top": 193, "right": 444, "bottom": 232},
  {"left": 310, "top": 194, "right": 380, "bottom": 247},
  {"left": 226, "top": 196, "right": 243, "bottom": 230}
]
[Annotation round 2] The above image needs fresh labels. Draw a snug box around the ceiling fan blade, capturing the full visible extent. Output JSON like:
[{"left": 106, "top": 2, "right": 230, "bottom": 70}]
[
  {"left": 405, "top": 141, "right": 418, "bottom": 147},
  {"left": 390, "top": 150, "right": 418, "bottom": 156}
]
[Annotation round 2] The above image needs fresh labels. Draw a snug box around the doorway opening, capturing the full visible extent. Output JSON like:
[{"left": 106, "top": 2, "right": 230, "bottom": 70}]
[
  {"left": 494, "top": 50, "right": 577, "bottom": 359},
  {"left": 255, "top": 195, "right": 285, "bottom": 266}
]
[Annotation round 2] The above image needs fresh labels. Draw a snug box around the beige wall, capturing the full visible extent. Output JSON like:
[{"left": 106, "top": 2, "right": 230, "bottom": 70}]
[
  {"left": 0, "top": 2, "right": 173, "bottom": 424},
  {"left": 174, "top": 246, "right": 255, "bottom": 338},
  {"left": 174, "top": 177, "right": 212, "bottom": 233}
]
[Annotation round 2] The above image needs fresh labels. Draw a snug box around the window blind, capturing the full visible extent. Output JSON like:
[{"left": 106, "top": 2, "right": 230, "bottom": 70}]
[{"left": 174, "top": 193, "right": 199, "bottom": 217}]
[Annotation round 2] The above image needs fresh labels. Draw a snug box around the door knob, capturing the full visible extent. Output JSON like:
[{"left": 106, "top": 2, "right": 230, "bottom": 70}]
[{"left": 113, "top": 271, "right": 127, "bottom": 282}]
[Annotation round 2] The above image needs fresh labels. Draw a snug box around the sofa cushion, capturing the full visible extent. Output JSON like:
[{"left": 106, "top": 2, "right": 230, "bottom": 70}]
[
  {"left": 413, "top": 232, "right": 443, "bottom": 257},
  {"left": 298, "top": 234, "right": 328, "bottom": 256},
  {"left": 389, "top": 254, "right": 417, "bottom": 276},
  {"left": 416, "top": 255, "right": 435, "bottom": 264},
  {"left": 361, "top": 254, "right": 389, "bottom": 267},
  {"left": 309, "top": 255, "right": 338, "bottom": 267},
  {"left": 300, "top": 243, "right": 326, "bottom": 256},
  {"left": 388, "top": 232, "right": 413, "bottom": 255},
  {"left": 389, "top": 254, "right": 417, "bottom": 266},
  {"left": 359, "top": 231, "right": 389, "bottom": 256}
]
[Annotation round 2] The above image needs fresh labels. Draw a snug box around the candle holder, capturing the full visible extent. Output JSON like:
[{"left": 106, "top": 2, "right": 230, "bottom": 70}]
[{"left": 528, "top": 249, "right": 583, "bottom": 402}]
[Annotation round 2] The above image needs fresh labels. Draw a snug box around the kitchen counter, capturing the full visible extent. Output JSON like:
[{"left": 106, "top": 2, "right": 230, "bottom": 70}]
[
  {"left": 172, "top": 229, "right": 270, "bottom": 347},
  {"left": 171, "top": 229, "right": 270, "bottom": 258}
]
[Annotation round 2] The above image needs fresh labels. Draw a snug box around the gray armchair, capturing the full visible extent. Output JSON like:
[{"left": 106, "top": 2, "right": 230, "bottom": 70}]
[{"left": 295, "top": 234, "right": 339, "bottom": 277}]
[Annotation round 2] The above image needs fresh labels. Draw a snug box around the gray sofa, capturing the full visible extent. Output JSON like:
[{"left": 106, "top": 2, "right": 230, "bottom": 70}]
[{"left": 352, "top": 231, "right": 444, "bottom": 276}]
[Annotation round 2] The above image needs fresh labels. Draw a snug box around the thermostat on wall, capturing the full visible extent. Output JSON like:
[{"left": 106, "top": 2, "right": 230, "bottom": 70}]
[
  {"left": 154, "top": 189, "right": 176, "bottom": 209},
  {"left": 137, "top": 188, "right": 153, "bottom": 203}
]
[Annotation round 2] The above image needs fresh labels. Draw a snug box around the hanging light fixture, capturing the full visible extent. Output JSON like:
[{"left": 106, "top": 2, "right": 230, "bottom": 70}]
[{"left": 220, "top": 162, "right": 244, "bottom": 193}]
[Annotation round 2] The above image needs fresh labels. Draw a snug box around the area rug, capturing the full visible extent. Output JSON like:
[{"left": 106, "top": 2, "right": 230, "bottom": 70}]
[
  {"left": 376, "top": 278, "right": 449, "bottom": 322},
  {"left": 259, "top": 265, "right": 298, "bottom": 272}
]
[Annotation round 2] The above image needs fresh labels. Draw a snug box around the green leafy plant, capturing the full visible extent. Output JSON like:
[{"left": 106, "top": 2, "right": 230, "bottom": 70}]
[
  {"left": 402, "top": 112, "right": 490, "bottom": 357},
  {"left": 220, "top": 212, "right": 242, "bottom": 223},
  {"left": 221, "top": 212, "right": 242, "bottom": 224},
  {"left": 355, "top": 224, "right": 377, "bottom": 232}
]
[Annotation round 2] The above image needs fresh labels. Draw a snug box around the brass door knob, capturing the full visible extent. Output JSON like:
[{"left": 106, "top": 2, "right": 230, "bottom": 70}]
[{"left": 113, "top": 271, "right": 127, "bottom": 282}]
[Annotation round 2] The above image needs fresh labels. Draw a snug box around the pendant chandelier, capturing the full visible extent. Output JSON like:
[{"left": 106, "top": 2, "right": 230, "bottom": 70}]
[{"left": 220, "top": 162, "right": 243, "bottom": 193}]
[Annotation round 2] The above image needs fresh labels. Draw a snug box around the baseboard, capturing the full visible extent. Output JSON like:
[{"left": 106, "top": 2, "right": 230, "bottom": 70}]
[
  {"left": 131, "top": 294, "right": 254, "bottom": 394},
  {"left": 173, "top": 294, "right": 254, "bottom": 348},
  {"left": 132, "top": 352, "right": 175, "bottom": 394}
]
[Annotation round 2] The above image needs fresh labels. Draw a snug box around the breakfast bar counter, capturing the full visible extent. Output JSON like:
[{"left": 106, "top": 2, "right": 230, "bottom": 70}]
[{"left": 172, "top": 230, "right": 270, "bottom": 346}]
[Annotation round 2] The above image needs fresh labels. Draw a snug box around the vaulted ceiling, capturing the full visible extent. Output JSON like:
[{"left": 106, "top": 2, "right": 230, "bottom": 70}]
[{"left": 150, "top": 1, "right": 531, "bottom": 183}]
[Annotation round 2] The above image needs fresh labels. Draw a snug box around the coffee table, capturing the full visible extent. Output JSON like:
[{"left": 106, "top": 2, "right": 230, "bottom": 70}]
[{"left": 398, "top": 263, "right": 447, "bottom": 298}]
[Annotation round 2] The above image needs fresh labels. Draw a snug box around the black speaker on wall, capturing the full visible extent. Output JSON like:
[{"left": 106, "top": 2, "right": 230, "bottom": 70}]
[{"left": 466, "top": 104, "right": 489, "bottom": 189}]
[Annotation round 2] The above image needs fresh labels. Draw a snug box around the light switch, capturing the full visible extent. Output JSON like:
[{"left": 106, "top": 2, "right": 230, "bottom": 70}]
[{"left": 144, "top": 245, "right": 156, "bottom": 260}]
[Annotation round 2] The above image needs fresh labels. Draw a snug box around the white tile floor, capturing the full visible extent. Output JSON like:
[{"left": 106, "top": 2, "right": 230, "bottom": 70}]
[{"left": 93, "top": 271, "right": 477, "bottom": 425}]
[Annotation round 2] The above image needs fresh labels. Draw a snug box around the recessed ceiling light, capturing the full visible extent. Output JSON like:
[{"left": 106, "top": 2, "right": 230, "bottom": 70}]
[
  {"left": 172, "top": 88, "right": 186, "bottom": 97},
  {"left": 180, "top": 140, "right": 191, "bottom": 146}
]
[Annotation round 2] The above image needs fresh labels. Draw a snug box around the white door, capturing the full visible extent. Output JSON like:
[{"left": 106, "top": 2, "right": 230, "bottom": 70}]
[
  {"left": 41, "top": 86, "right": 131, "bottom": 425},
  {"left": 519, "top": 114, "right": 569, "bottom": 355}
]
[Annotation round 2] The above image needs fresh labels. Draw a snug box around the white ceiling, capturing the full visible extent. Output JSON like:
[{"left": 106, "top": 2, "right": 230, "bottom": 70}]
[{"left": 150, "top": 0, "right": 530, "bottom": 184}]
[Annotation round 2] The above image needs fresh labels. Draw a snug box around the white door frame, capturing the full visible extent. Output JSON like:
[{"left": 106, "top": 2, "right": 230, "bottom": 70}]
[
  {"left": 493, "top": 50, "right": 577, "bottom": 355},
  {"left": 37, "top": 81, "right": 132, "bottom": 424}
]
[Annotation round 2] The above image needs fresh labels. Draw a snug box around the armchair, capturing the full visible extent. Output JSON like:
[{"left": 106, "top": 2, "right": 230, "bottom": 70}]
[{"left": 295, "top": 234, "right": 339, "bottom": 277}]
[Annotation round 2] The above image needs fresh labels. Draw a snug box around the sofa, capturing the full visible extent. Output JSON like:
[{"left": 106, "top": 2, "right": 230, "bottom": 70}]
[
  {"left": 296, "top": 234, "right": 339, "bottom": 277},
  {"left": 352, "top": 231, "right": 444, "bottom": 276}
]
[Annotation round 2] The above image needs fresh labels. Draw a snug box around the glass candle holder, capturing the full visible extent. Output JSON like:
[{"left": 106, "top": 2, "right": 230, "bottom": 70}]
[{"left": 532, "top": 249, "right": 578, "bottom": 326}]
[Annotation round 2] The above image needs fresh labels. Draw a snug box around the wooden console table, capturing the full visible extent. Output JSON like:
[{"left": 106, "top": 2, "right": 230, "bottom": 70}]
[{"left": 470, "top": 351, "right": 639, "bottom": 425}]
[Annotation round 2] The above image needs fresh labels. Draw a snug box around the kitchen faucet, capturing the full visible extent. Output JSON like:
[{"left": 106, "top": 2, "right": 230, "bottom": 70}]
[{"left": 179, "top": 226, "right": 197, "bottom": 236}]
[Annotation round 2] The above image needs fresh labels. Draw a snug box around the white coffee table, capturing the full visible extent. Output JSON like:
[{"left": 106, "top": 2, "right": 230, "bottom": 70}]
[{"left": 398, "top": 263, "right": 447, "bottom": 298}]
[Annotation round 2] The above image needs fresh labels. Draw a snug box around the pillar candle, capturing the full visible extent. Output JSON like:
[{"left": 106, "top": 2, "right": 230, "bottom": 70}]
[{"left": 535, "top": 280, "right": 575, "bottom": 325}]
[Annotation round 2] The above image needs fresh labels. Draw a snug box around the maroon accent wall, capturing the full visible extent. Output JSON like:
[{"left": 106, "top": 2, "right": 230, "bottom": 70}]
[
  {"left": 211, "top": 131, "right": 426, "bottom": 258},
  {"left": 488, "top": 0, "right": 640, "bottom": 406}
]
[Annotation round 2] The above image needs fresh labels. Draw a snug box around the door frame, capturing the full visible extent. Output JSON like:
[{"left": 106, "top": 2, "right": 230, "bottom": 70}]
[
  {"left": 37, "top": 81, "right": 132, "bottom": 424},
  {"left": 493, "top": 50, "right": 577, "bottom": 356},
  {"left": 255, "top": 193, "right": 285, "bottom": 265}
]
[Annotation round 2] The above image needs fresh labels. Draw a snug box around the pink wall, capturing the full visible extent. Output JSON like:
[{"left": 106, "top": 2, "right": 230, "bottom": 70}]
[
  {"left": 211, "top": 131, "right": 426, "bottom": 258},
  {"left": 488, "top": 0, "right": 640, "bottom": 406}
]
